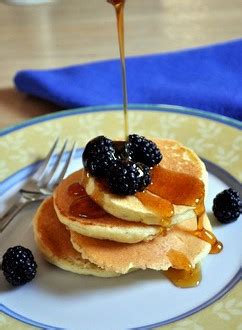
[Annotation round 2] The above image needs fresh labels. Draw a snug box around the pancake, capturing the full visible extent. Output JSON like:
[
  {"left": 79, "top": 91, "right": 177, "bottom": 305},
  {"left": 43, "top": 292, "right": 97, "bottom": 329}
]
[
  {"left": 33, "top": 197, "right": 120, "bottom": 277},
  {"left": 53, "top": 171, "right": 161, "bottom": 243},
  {"left": 82, "top": 139, "right": 208, "bottom": 226},
  {"left": 70, "top": 213, "right": 212, "bottom": 274}
]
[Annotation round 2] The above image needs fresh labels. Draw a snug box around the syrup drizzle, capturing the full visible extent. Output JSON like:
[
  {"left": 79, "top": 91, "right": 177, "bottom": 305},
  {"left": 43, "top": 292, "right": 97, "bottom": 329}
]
[
  {"left": 148, "top": 166, "right": 204, "bottom": 206},
  {"left": 167, "top": 249, "right": 193, "bottom": 272},
  {"left": 68, "top": 182, "right": 86, "bottom": 197},
  {"left": 194, "top": 215, "right": 223, "bottom": 254},
  {"left": 135, "top": 165, "right": 223, "bottom": 255},
  {"left": 68, "top": 182, "right": 107, "bottom": 219},
  {"left": 108, "top": 0, "right": 128, "bottom": 139},
  {"left": 136, "top": 165, "right": 204, "bottom": 222},
  {"left": 136, "top": 190, "right": 173, "bottom": 227},
  {"left": 164, "top": 249, "right": 201, "bottom": 287}
]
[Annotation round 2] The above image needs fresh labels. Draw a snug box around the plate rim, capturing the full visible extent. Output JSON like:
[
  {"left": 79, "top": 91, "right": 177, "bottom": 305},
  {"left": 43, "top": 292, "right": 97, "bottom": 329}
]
[
  {"left": 0, "top": 103, "right": 241, "bottom": 137},
  {"left": 0, "top": 104, "right": 241, "bottom": 329}
]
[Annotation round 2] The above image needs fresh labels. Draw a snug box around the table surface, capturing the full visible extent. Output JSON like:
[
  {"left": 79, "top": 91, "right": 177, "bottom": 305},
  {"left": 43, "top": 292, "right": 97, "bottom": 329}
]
[{"left": 0, "top": 0, "right": 242, "bottom": 129}]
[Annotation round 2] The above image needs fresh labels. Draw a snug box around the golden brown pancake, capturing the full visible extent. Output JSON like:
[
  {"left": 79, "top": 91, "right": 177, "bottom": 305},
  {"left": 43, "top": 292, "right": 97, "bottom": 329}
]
[
  {"left": 154, "top": 139, "right": 206, "bottom": 179},
  {"left": 82, "top": 139, "right": 208, "bottom": 226},
  {"left": 70, "top": 213, "right": 212, "bottom": 274},
  {"left": 33, "top": 197, "right": 120, "bottom": 277},
  {"left": 53, "top": 171, "right": 161, "bottom": 243}
]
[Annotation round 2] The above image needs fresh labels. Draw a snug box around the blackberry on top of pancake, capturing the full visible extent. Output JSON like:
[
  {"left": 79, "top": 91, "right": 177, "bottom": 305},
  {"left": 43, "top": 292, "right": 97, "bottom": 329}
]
[
  {"left": 82, "top": 135, "right": 162, "bottom": 195},
  {"left": 82, "top": 137, "right": 207, "bottom": 227}
]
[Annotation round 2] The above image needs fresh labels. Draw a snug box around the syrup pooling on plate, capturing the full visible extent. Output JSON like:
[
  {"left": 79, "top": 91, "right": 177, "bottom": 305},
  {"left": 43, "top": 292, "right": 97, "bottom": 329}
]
[
  {"left": 164, "top": 249, "right": 201, "bottom": 288},
  {"left": 164, "top": 265, "right": 201, "bottom": 288}
]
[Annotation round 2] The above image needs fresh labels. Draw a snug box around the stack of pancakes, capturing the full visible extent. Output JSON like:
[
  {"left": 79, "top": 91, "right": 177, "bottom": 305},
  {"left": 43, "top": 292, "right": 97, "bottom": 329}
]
[{"left": 33, "top": 139, "right": 212, "bottom": 279}]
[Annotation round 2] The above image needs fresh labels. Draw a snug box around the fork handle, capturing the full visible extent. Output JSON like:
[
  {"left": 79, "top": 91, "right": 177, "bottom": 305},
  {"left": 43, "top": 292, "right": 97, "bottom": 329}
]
[{"left": 0, "top": 196, "right": 30, "bottom": 233}]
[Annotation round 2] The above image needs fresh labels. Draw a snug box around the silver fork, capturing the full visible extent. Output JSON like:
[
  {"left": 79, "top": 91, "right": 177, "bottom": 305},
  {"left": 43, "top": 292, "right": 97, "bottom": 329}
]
[{"left": 0, "top": 139, "right": 76, "bottom": 232}]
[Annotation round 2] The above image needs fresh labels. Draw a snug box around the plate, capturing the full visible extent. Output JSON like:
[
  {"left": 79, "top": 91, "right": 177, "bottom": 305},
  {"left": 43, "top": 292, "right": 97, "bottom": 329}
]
[{"left": 0, "top": 104, "right": 241, "bottom": 330}]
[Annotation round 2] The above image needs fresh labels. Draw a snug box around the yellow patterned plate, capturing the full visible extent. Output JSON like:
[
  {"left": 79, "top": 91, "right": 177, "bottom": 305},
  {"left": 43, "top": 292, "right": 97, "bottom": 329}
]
[{"left": 0, "top": 105, "right": 241, "bottom": 330}]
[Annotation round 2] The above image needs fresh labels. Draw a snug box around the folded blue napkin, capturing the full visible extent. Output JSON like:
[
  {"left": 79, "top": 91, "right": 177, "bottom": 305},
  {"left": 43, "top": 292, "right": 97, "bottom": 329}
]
[{"left": 15, "top": 39, "right": 242, "bottom": 121}]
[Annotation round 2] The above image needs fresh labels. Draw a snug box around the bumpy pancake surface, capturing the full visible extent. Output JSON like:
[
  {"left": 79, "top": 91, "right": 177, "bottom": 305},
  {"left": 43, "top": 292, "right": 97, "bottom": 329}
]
[
  {"left": 33, "top": 197, "right": 119, "bottom": 277},
  {"left": 70, "top": 213, "right": 212, "bottom": 274},
  {"left": 82, "top": 139, "right": 208, "bottom": 226},
  {"left": 53, "top": 171, "right": 161, "bottom": 243}
]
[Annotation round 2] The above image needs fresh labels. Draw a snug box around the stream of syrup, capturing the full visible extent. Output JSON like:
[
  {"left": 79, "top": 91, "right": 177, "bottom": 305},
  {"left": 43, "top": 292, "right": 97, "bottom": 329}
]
[{"left": 108, "top": 0, "right": 128, "bottom": 139}]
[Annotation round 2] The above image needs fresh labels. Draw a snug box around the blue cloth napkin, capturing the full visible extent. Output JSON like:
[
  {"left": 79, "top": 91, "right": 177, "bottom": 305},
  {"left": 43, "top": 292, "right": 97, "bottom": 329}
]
[{"left": 15, "top": 39, "right": 242, "bottom": 121}]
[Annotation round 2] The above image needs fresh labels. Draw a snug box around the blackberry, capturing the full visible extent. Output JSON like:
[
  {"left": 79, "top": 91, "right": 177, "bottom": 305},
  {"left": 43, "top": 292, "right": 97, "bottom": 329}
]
[
  {"left": 107, "top": 160, "right": 151, "bottom": 195},
  {"left": 128, "top": 134, "right": 162, "bottom": 167},
  {"left": 82, "top": 136, "right": 119, "bottom": 177},
  {"left": 113, "top": 141, "right": 130, "bottom": 160},
  {"left": 213, "top": 188, "right": 241, "bottom": 224},
  {"left": 2, "top": 246, "right": 37, "bottom": 286}
]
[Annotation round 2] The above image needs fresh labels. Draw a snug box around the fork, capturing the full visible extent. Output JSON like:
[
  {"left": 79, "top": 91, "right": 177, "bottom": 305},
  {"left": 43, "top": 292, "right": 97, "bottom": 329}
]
[{"left": 0, "top": 139, "right": 76, "bottom": 232}]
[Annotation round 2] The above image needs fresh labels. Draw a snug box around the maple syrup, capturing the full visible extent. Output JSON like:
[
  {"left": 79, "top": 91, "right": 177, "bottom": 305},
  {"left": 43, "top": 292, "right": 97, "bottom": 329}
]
[
  {"left": 108, "top": 0, "right": 128, "bottom": 139},
  {"left": 68, "top": 182, "right": 86, "bottom": 197},
  {"left": 136, "top": 190, "right": 173, "bottom": 226},
  {"left": 164, "top": 265, "right": 201, "bottom": 288},
  {"left": 167, "top": 249, "right": 192, "bottom": 272},
  {"left": 193, "top": 215, "right": 223, "bottom": 254},
  {"left": 136, "top": 165, "right": 204, "bottom": 221},
  {"left": 68, "top": 182, "right": 107, "bottom": 219},
  {"left": 163, "top": 249, "right": 201, "bottom": 287},
  {"left": 148, "top": 166, "right": 204, "bottom": 206},
  {"left": 69, "top": 197, "right": 107, "bottom": 219},
  {"left": 135, "top": 165, "right": 223, "bottom": 256}
]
